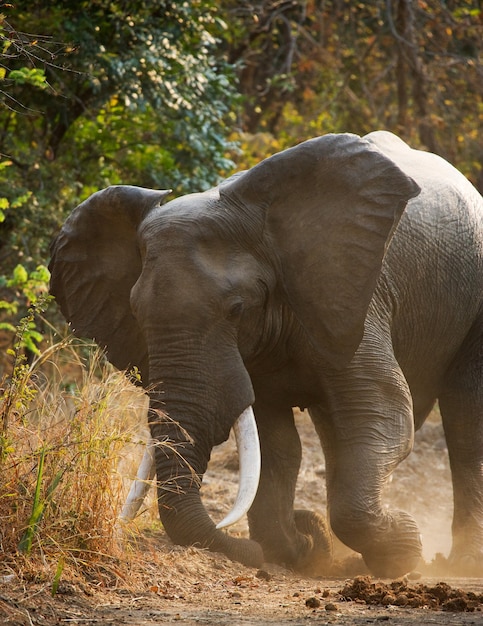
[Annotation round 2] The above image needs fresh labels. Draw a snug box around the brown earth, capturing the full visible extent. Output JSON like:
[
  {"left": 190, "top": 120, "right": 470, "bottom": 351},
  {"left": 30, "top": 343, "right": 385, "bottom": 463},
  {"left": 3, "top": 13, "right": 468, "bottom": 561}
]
[{"left": 1, "top": 410, "right": 482, "bottom": 625}]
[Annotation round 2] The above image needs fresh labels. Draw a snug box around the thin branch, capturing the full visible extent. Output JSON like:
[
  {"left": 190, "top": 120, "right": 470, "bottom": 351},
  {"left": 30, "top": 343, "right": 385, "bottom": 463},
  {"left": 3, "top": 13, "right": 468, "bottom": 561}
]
[
  {"left": 1, "top": 19, "right": 80, "bottom": 75},
  {"left": 385, "top": 0, "right": 417, "bottom": 49}
]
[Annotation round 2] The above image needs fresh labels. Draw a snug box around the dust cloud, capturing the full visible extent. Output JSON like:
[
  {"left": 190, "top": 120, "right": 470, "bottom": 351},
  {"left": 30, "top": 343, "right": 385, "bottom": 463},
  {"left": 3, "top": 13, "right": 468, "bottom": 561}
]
[{"left": 384, "top": 410, "right": 453, "bottom": 563}]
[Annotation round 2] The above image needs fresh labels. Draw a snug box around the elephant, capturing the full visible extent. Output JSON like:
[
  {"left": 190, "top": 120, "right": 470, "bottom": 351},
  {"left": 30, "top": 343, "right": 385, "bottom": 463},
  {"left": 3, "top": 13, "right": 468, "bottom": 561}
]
[{"left": 49, "top": 131, "right": 483, "bottom": 579}]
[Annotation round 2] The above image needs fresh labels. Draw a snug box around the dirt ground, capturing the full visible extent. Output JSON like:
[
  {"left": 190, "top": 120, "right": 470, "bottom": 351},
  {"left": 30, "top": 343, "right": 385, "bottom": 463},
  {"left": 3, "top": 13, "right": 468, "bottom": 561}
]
[{"left": 1, "top": 410, "right": 482, "bottom": 625}]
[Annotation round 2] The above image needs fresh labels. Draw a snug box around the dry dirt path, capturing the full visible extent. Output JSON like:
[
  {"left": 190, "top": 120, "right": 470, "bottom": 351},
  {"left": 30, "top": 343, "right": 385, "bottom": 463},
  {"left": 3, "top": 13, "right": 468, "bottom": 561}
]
[{"left": 1, "top": 554, "right": 483, "bottom": 626}]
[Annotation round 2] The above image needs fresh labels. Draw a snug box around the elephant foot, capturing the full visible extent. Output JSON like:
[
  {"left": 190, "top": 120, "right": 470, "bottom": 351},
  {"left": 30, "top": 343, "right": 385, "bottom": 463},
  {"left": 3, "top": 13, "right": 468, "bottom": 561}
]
[
  {"left": 291, "top": 509, "right": 333, "bottom": 576},
  {"left": 249, "top": 509, "right": 332, "bottom": 575},
  {"left": 360, "top": 511, "right": 422, "bottom": 579}
]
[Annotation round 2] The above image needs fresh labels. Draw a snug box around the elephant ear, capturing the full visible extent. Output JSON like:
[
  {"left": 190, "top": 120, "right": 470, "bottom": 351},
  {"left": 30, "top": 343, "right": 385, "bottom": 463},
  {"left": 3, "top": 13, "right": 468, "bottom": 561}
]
[
  {"left": 49, "top": 185, "right": 171, "bottom": 375},
  {"left": 220, "top": 134, "right": 420, "bottom": 368}
]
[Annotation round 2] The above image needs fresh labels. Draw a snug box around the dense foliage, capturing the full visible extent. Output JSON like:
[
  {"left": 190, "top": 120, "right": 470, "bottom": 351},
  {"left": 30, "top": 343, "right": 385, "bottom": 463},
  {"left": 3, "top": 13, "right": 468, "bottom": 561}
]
[
  {"left": 0, "top": 0, "right": 236, "bottom": 275},
  {"left": 224, "top": 0, "right": 482, "bottom": 185}
]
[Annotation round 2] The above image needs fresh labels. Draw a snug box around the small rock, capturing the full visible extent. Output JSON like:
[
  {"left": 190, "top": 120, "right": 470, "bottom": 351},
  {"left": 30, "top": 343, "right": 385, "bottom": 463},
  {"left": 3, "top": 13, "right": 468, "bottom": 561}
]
[
  {"left": 325, "top": 602, "right": 338, "bottom": 611},
  {"left": 55, "top": 582, "right": 77, "bottom": 595},
  {"left": 394, "top": 593, "right": 409, "bottom": 606},
  {"left": 381, "top": 593, "right": 397, "bottom": 606},
  {"left": 256, "top": 569, "right": 271, "bottom": 581},
  {"left": 305, "top": 596, "right": 321, "bottom": 609},
  {"left": 442, "top": 597, "right": 469, "bottom": 612}
]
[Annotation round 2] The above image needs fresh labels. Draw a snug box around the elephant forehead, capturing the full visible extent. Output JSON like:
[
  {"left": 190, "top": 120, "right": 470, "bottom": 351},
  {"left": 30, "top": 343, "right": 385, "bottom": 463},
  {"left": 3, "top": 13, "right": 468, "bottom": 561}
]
[{"left": 139, "top": 223, "right": 259, "bottom": 293}]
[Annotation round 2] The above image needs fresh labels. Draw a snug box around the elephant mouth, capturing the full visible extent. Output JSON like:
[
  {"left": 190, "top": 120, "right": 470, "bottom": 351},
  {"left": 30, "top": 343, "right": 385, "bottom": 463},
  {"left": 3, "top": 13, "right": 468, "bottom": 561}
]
[{"left": 120, "top": 406, "right": 261, "bottom": 530}]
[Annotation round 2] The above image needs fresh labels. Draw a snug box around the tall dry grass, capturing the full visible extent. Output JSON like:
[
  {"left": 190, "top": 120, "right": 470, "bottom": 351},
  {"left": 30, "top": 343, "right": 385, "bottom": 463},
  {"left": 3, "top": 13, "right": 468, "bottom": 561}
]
[{"left": 0, "top": 313, "right": 152, "bottom": 588}]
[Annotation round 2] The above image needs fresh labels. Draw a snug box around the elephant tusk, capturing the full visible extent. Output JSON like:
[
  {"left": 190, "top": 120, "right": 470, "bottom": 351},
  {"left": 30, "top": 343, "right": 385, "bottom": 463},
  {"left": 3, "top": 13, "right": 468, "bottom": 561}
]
[
  {"left": 216, "top": 406, "right": 261, "bottom": 530},
  {"left": 119, "top": 440, "right": 156, "bottom": 522},
  {"left": 119, "top": 407, "right": 261, "bottom": 529}
]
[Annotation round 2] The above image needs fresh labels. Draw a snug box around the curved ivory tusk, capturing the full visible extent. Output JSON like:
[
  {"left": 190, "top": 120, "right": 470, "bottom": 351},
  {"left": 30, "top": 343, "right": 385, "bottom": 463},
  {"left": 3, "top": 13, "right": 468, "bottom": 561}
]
[
  {"left": 119, "top": 440, "right": 156, "bottom": 521},
  {"left": 216, "top": 406, "right": 261, "bottom": 530},
  {"left": 119, "top": 407, "right": 261, "bottom": 528}
]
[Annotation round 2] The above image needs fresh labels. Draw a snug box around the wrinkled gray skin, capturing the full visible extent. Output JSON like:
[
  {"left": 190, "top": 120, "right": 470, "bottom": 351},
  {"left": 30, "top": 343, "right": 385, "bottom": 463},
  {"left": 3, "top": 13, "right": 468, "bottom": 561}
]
[{"left": 49, "top": 132, "right": 483, "bottom": 578}]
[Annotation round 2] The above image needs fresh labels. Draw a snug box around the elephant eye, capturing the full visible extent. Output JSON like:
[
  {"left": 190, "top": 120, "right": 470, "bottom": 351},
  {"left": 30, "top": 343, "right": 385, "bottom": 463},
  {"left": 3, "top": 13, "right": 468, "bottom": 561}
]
[{"left": 225, "top": 298, "right": 244, "bottom": 321}]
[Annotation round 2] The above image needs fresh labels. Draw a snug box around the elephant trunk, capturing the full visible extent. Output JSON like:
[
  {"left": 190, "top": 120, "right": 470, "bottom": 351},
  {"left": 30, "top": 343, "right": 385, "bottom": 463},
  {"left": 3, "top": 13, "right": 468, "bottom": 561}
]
[{"left": 150, "top": 405, "right": 263, "bottom": 567}]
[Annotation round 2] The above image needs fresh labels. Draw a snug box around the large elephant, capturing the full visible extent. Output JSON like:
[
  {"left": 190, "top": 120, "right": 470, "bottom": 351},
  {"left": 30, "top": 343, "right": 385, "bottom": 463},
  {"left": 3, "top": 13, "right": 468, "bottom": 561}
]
[{"left": 49, "top": 131, "right": 483, "bottom": 579}]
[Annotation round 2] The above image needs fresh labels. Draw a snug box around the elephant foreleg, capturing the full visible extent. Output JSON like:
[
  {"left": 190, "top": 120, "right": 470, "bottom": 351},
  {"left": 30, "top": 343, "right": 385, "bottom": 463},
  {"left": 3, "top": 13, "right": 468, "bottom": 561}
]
[
  {"left": 312, "top": 355, "right": 422, "bottom": 578},
  {"left": 247, "top": 401, "right": 332, "bottom": 575}
]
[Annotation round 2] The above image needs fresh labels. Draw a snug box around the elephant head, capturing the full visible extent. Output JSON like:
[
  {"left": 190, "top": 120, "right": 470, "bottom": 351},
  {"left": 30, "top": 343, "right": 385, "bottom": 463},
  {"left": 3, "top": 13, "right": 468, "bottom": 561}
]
[{"left": 49, "top": 134, "right": 419, "bottom": 568}]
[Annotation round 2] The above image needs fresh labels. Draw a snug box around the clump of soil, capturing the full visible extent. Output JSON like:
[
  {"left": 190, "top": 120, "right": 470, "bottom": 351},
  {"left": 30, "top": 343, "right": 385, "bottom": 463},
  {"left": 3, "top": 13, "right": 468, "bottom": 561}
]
[{"left": 339, "top": 575, "right": 483, "bottom": 612}]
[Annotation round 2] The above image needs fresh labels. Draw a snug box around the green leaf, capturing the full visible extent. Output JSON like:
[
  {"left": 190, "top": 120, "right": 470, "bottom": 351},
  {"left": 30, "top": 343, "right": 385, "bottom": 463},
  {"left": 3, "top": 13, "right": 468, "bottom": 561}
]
[
  {"left": 31, "top": 265, "right": 51, "bottom": 283},
  {"left": 11, "top": 264, "right": 28, "bottom": 286},
  {"left": 51, "top": 556, "right": 65, "bottom": 596},
  {"left": 18, "top": 447, "right": 46, "bottom": 554},
  {"left": 0, "top": 300, "right": 18, "bottom": 314},
  {"left": 0, "top": 322, "right": 16, "bottom": 332},
  {"left": 9, "top": 67, "right": 47, "bottom": 89},
  {"left": 10, "top": 190, "right": 32, "bottom": 209}
]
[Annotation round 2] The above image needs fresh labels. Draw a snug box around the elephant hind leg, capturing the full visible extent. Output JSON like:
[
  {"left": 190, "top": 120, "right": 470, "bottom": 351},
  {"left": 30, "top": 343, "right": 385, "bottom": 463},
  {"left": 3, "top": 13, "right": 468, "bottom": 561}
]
[{"left": 439, "top": 320, "right": 483, "bottom": 576}]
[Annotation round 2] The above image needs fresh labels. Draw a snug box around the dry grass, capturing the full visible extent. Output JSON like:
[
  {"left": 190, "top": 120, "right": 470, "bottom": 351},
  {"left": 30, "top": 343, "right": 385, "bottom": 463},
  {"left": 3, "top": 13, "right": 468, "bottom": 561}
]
[{"left": 0, "top": 329, "right": 153, "bottom": 589}]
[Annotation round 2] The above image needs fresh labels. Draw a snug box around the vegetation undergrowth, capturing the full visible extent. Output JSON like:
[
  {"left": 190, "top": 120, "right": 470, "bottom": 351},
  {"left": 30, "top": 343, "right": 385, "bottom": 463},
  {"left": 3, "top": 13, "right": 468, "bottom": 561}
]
[{"left": 0, "top": 302, "right": 152, "bottom": 592}]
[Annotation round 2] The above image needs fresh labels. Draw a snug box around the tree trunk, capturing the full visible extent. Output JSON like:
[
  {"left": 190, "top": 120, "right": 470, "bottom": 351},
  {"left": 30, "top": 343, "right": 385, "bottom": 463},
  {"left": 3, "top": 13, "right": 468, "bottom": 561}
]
[{"left": 391, "top": 0, "right": 437, "bottom": 152}]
